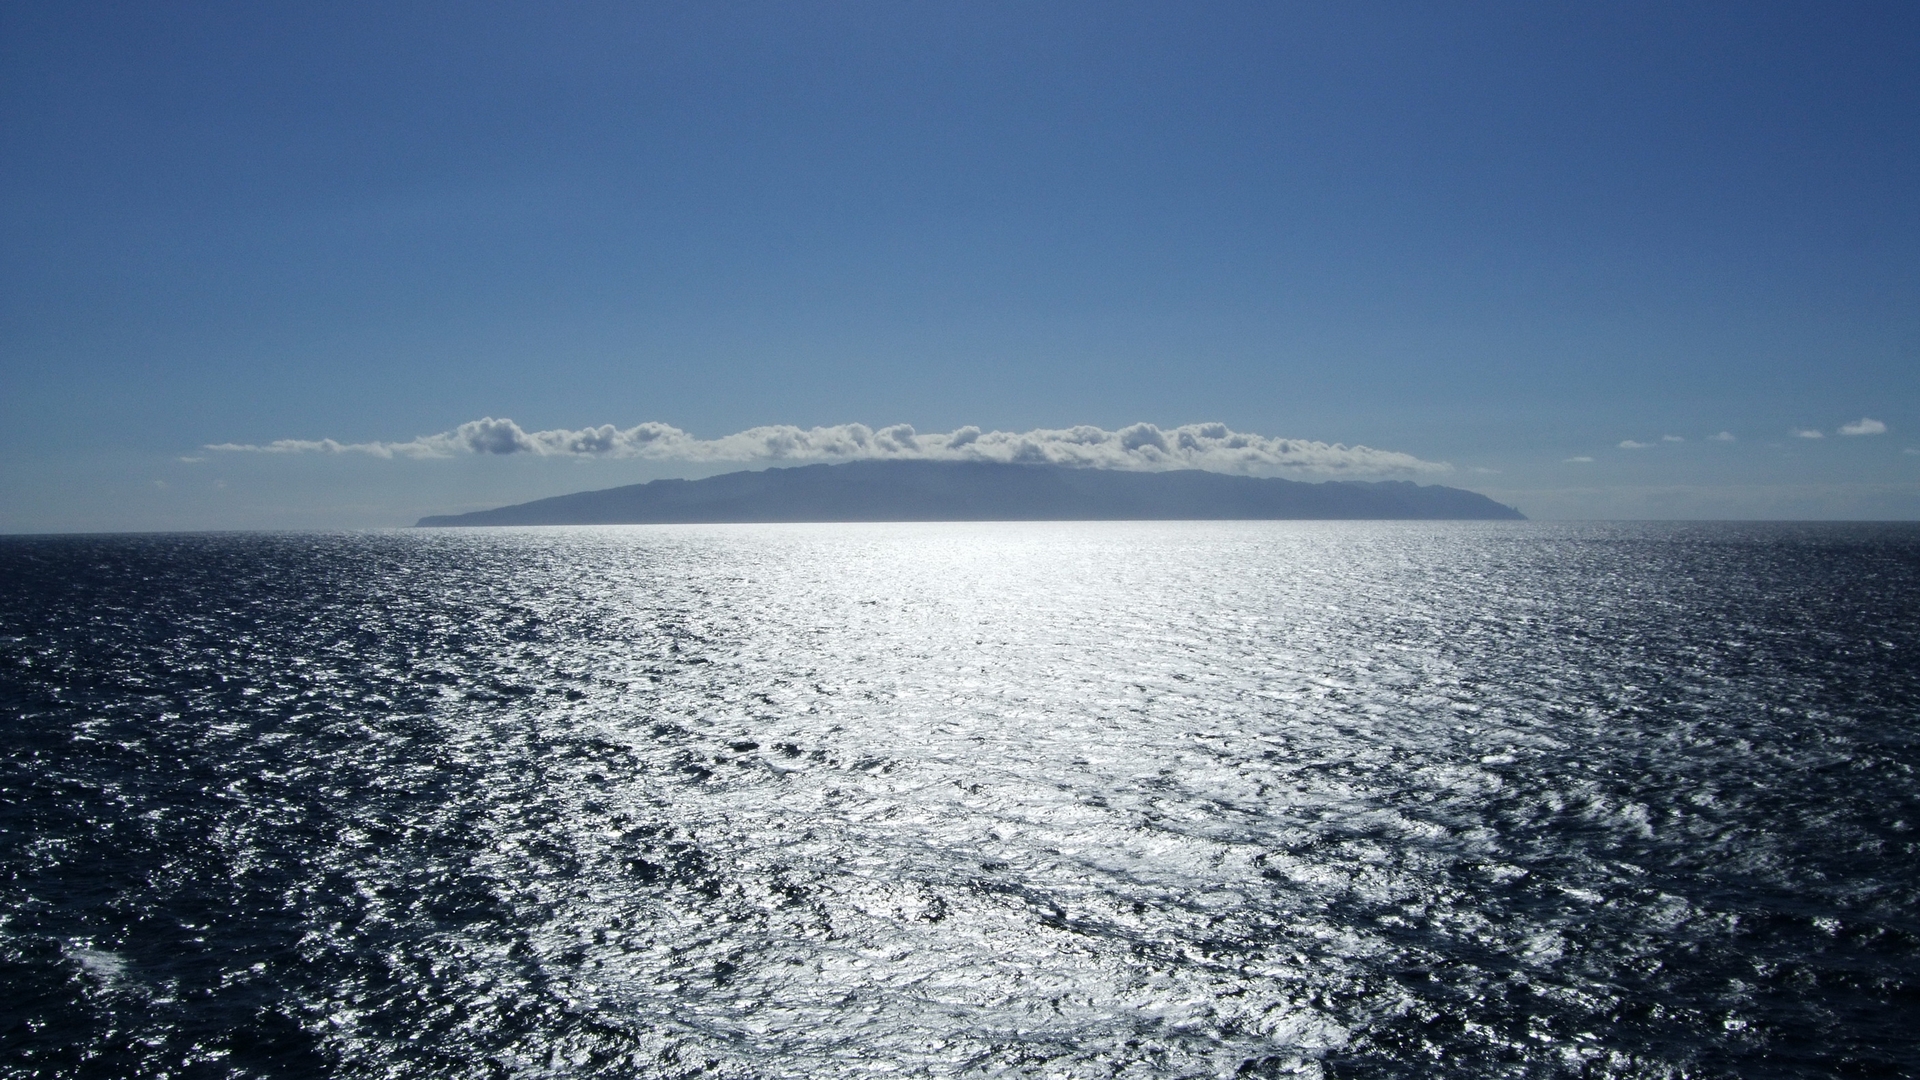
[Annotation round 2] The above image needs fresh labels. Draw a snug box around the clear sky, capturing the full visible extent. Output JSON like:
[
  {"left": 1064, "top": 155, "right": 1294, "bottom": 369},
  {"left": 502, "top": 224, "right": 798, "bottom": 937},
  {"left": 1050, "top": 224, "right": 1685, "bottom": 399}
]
[{"left": 3, "top": 1, "right": 1917, "bottom": 530}]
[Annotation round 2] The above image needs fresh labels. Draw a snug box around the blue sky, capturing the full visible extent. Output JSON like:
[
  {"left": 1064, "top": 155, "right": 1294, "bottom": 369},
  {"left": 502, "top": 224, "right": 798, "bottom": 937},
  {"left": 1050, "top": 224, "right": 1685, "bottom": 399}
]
[{"left": 3, "top": 1, "right": 1917, "bottom": 529}]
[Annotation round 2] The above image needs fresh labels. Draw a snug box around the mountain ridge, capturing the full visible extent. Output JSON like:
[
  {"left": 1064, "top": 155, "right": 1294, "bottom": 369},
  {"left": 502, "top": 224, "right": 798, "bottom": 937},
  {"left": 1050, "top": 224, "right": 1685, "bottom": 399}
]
[{"left": 414, "top": 460, "right": 1524, "bottom": 526}]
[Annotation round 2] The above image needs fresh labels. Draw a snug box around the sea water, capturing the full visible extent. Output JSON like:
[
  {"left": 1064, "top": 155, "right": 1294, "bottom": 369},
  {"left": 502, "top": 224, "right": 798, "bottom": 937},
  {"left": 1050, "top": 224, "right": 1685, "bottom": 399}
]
[{"left": 2, "top": 522, "right": 1916, "bottom": 1078}]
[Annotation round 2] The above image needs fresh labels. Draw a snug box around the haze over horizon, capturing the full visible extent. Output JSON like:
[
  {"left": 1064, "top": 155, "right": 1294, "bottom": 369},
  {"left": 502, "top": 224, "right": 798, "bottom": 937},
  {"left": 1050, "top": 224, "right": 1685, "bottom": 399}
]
[{"left": 4, "top": 1, "right": 1918, "bottom": 530}]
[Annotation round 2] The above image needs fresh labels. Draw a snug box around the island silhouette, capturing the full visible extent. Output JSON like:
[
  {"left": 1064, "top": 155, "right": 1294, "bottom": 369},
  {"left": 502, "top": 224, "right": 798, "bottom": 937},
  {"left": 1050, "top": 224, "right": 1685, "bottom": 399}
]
[{"left": 415, "top": 460, "right": 1524, "bottom": 526}]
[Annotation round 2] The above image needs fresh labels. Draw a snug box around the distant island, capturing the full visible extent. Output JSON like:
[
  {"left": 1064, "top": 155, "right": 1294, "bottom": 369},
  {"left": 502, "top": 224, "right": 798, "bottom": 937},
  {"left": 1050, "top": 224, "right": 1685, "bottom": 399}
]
[{"left": 415, "top": 460, "right": 1523, "bottom": 526}]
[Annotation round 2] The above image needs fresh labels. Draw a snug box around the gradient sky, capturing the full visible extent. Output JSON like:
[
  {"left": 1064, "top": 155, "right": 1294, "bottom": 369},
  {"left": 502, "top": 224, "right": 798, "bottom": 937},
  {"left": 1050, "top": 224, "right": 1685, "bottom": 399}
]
[{"left": 3, "top": 0, "right": 1918, "bottom": 530}]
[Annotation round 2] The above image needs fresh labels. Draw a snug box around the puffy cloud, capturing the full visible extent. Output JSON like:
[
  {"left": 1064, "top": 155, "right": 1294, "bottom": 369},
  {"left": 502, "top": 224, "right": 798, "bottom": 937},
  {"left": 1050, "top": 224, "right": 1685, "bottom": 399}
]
[
  {"left": 208, "top": 419, "right": 1451, "bottom": 476},
  {"left": 1618, "top": 440, "right": 1652, "bottom": 449},
  {"left": 1709, "top": 431, "right": 1736, "bottom": 442},
  {"left": 1792, "top": 428, "right": 1825, "bottom": 439},
  {"left": 1838, "top": 418, "right": 1887, "bottom": 436}
]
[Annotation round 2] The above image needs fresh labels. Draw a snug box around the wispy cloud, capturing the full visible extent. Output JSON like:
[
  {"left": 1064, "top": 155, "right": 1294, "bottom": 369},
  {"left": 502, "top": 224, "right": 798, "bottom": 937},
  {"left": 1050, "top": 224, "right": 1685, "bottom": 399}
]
[
  {"left": 1709, "top": 431, "right": 1736, "bottom": 442},
  {"left": 208, "top": 419, "right": 1452, "bottom": 476},
  {"left": 1838, "top": 417, "right": 1887, "bottom": 436},
  {"left": 1661, "top": 435, "right": 1684, "bottom": 443},
  {"left": 1618, "top": 440, "right": 1652, "bottom": 449},
  {"left": 1564, "top": 456, "right": 1594, "bottom": 463},
  {"left": 1791, "top": 428, "right": 1825, "bottom": 439}
]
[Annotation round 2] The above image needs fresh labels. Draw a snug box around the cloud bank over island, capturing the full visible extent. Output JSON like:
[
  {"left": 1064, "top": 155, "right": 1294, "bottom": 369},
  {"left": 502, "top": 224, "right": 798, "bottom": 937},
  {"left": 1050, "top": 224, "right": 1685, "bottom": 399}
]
[{"left": 208, "top": 419, "right": 1451, "bottom": 476}]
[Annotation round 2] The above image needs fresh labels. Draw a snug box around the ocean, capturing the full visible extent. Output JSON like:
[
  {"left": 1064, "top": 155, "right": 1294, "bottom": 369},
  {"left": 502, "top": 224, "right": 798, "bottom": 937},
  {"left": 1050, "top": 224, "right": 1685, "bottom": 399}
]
[{"left": 2, "top": 522, "right": 1916, "bottom": 1078}]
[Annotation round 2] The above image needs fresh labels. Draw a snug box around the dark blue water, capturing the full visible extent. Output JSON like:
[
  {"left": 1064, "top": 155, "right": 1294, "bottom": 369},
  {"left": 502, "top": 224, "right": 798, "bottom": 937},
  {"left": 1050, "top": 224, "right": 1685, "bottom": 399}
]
[{"left": 2, "top": 522, "right": 1916, "bottom": 1078}]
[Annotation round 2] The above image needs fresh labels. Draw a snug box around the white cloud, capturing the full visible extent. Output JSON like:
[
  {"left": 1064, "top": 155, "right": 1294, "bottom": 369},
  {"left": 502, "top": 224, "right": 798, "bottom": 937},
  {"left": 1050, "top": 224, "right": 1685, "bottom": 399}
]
[
  {"left": 1618, "top": 440, "right": 1652, "bottom": 449},
  {"left": 1661, "top": 435, "right": 1684, "bottom": 443},
  {"left": 1564, "top": 456, "right": 1594, "bottom": 463},
  {"left": 1792, "top": 428, "right": 1825, "bottom": 439},
  {"left": 1709, "top": 431, "right": 1736, "bottom": 442},
  {"left": 1838, "top": 417, "right": 1887, "bottom": 436},
  {"left": 208, "top": 419, "right": 1452, "bottom": 476}
]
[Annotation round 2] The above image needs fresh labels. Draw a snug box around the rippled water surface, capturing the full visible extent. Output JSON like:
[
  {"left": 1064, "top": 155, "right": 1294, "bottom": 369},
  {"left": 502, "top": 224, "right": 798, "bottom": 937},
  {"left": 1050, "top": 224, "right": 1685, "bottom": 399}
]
[{"left": 3, "top": 522, "right": 1917, "bottom": 1078}]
